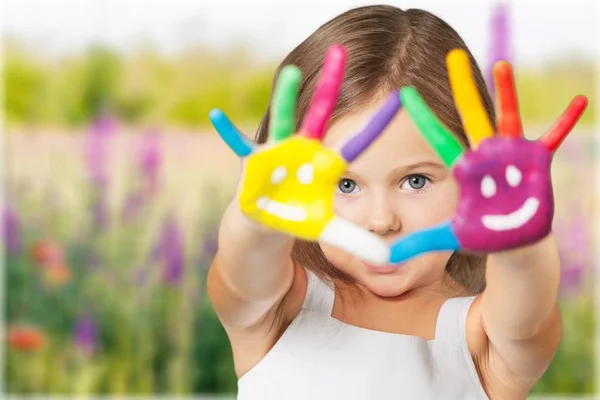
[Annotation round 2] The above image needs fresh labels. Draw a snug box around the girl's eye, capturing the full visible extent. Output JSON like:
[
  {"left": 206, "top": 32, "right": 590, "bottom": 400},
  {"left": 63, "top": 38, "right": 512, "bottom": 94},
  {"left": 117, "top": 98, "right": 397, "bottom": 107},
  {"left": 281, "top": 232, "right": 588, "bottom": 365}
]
[
  {"left": 337, "top": 178, "right": 359, "bottom": 194},
  {"left": 401, "top": 175, "right": 430, "bottom": 191}
]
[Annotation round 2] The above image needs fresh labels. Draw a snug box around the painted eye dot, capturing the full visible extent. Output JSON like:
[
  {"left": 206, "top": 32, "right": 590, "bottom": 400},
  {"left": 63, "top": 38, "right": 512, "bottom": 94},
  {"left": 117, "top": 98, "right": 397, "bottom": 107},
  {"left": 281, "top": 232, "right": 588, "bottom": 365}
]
[
  {"left": 481, "top": 175, "right": 497, "bottom": 198},
  {"left": 297, "top": 163, "right": 314, "bottom": 185},
  {"left": 270, "top": 166, "right": 287, "bottom": 185},
  {"left": 506, "top": 165, "right": 522, "bottom": 187}
]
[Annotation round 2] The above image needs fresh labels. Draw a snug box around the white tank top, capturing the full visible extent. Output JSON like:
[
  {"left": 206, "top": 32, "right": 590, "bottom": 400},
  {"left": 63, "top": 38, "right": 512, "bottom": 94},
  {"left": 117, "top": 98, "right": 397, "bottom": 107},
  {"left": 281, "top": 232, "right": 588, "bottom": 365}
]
[{"left": 237, "top": 269, "right": 489, "bottom": 399}]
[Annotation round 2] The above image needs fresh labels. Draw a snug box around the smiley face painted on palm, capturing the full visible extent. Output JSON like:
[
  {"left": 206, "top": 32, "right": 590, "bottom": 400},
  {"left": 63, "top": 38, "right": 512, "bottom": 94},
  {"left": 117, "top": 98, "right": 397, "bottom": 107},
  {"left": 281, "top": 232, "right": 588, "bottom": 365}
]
[
  {"left": 388, "top": 50, "right": 588, "bottom": 264},
  {"left": 240, "top": 137, "right": 345, "bottom": 239},
  {"left": 452, "top": 138, "right": 552, "bottom": 252}
]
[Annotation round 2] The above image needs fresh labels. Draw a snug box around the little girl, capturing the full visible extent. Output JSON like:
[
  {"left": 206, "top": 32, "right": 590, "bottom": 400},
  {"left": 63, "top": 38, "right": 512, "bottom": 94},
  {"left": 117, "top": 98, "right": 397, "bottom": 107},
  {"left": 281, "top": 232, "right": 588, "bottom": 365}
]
[{"left": 207, "top": 5, "right": 586, "bottom": 399}]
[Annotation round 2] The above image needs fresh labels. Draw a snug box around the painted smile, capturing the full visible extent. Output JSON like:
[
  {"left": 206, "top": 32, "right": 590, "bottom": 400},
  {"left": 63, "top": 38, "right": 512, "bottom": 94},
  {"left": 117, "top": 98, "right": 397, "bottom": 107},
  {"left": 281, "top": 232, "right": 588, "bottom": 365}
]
[
  {"left": 481, "top": 197, "right": 540, "bottom": 231},
  {"left": 256, "top": 196, "right": 307, "bottom": 222}
]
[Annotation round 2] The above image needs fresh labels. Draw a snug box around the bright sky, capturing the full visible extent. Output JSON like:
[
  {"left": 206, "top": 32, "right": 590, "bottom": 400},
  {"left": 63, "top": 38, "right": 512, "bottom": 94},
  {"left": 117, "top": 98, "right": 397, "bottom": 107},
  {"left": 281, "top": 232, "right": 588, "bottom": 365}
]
[{"left": 3, "top": 0, "right": 599, "bottom": 66}]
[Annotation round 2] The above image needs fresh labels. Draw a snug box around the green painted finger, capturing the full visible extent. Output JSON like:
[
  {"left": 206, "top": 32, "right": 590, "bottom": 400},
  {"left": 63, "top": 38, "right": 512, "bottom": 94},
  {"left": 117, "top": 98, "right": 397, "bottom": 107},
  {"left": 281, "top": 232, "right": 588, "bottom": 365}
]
[
  {"left": 270, "top": 66, "right": 302, "bottom": 143},
  {"left": 400, "top": 86, "right": 464, "bottom": 167}
]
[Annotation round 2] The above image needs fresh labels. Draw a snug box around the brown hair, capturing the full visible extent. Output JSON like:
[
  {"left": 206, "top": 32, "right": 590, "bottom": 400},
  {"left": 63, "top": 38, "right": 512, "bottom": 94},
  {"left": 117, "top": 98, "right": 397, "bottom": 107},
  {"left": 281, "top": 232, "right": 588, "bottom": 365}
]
[{"left": 256, "top": 5, "right": 493, "bottom": 295}]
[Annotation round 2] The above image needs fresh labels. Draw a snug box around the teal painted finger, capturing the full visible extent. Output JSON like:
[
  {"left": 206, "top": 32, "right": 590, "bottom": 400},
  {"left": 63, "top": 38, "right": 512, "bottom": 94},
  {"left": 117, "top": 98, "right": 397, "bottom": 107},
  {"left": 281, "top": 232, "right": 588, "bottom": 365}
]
[{"left": 209, "top": 109, "right": 254, "bottom": 157}]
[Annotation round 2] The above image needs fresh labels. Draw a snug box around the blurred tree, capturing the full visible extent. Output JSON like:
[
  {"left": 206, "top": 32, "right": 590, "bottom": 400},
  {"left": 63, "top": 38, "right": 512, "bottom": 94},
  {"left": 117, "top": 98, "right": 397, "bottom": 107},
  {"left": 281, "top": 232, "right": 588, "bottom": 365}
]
[
  {"left": 2, "top": 41, "right": 594, "bottom": 129},
  {"left": 3, "top": 42, "right": 46, "bottom": 124},
  {"left": 517, "top": 58, "right": 595, "bottom": 127},
  {"left": 81, "top": 46, "right": 123, "bottom": 120}
]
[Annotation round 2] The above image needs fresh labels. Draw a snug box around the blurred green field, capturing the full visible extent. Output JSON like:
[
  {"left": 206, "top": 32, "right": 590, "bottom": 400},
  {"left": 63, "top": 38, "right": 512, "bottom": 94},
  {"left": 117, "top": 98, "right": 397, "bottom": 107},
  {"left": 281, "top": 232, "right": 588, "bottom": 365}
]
[
  {"left": 4, "top": 122, "right": 597, "bottom": 395},
  {"left": 3, "top": 39, "right": 596, "bottom": 130}
]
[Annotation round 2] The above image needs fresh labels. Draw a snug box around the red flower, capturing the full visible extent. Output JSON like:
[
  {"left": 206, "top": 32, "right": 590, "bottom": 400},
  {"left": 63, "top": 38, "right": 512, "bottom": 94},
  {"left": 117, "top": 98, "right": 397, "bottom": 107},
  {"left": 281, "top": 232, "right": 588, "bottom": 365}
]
[
  {"left": 7, "top": 326, "right": 46, "bottom": 351},
  {"left": 31, "top": 240, "right": 64, "bottom": 267}
]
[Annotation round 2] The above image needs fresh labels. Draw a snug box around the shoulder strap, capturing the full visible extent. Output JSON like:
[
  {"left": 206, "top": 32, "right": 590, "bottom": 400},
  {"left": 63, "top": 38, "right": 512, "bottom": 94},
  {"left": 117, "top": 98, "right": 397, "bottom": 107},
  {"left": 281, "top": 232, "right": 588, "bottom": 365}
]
[
  {"left": 435, "top": 296, "right": 476, "bottom": 342},
  {"left": 433, "top": 296, "right": 487, "bottom": 396}
]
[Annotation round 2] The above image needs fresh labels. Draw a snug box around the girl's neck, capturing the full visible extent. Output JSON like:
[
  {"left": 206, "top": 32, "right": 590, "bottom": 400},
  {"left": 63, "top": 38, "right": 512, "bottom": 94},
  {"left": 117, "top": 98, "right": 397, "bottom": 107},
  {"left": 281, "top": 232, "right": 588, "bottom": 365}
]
[{"left": 330, "top": 275, "right": 466, "bottom": 339}]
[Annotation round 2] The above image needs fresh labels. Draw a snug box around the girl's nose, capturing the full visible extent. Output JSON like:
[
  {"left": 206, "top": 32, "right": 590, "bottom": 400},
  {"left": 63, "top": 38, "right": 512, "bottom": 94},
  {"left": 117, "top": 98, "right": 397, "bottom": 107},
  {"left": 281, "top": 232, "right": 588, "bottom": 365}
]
[{"left": 365, "top": 193, "right": 401, "bottom": 235}]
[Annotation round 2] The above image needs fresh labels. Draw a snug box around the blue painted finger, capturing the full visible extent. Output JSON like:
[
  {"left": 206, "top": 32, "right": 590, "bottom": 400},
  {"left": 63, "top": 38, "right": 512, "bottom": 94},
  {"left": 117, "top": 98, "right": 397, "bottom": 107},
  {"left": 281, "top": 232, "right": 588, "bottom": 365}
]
[
  {"left": 209, "top": 109, "right": 254, "bottom": 157},
  {"left": 389, "top": 221, "right": 460, "bottom": 264}
]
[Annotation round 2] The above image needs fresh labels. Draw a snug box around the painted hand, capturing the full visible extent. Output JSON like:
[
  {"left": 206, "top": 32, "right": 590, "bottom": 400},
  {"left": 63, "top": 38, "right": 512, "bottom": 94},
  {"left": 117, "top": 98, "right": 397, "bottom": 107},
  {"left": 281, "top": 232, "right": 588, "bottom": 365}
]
[
  {"left": 389, "top": 49, "right": 588, "bottom": 263},
  {"left": 210, "top": 45, "right": 402, "bottom": 265}
]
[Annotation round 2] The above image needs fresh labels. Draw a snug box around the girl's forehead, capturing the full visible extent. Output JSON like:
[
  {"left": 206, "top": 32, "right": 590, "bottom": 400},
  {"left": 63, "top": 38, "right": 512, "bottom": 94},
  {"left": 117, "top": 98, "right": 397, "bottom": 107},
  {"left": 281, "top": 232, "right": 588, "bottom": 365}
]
[{"left": 323, "top": 103, "right": 428, "bottom": 153}]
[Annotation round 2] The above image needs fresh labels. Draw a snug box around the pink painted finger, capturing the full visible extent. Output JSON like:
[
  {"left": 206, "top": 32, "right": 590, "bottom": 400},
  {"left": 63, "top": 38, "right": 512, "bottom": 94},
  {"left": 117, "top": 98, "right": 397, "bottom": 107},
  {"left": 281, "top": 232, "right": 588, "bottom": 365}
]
[{"left": 300, "top": 45, "right": 346, "bottom": 141}]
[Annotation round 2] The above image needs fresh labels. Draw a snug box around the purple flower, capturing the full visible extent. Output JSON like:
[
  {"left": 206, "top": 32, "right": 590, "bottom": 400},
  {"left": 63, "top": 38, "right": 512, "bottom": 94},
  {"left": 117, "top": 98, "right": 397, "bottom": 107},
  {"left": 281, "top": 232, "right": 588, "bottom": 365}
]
[
  {"left": 74, "top": 315, "right": 98, "bottom": 355},
  {"left": 121, "top": 190, "right": 145, "bottom": 223},
  {"left": 121, "top": 129, "right": 162, "bottom": 224},
  {"left": 84, "top": 114, "right": 114, "bottom": 187},
  {"left": 569, "top": 212, "right": 588, "bottom": 262},
  {"left": 199, "top": 232, "right": 219, "bottom": 272},
  {"left": 203, "top": 233, "right": 218, "bottom": 260},
  {"left": 85, "top": 114, "right": 115, "bottom": 229},
  {"left": 487, "top": 2, "right": 512, "bottom": 100},
  {"left": 557, "top": 212, "right": 589, "bottom": 297},
  {"left": 138, "top": 129, "right": 162, "bottom": 196},
  {"left": 559, "top": 263, "right": 583, "bottom": 298},
  {"left": 149, "top": 234, "right": 164, "bottom": 263},
  {"left": 3, "top": 205, "right": 22, "bottom": 255},
  {"left": 159, "top": 215, "right": 185, "bottom": 286}
]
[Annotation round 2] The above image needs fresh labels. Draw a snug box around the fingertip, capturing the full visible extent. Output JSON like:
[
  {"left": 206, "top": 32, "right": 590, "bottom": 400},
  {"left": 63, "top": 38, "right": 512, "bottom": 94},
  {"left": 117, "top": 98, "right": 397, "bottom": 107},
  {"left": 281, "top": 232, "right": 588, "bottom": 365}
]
[
  {"left": 380, "top": 90, "right": 402, "bottom": 114},
  {"left": 574, "top": 95, "right": 589, "bottom": 109},
  {"left": 390, "top": 89, "right": 402, "bottom": 106},
  {"left": 209, "top": 108, "right": 224, "bottom": 123},
  {"left": 447, "top": 48, "right": 468, "bottom": 69},
  {"left": 279, "top": 65, "right": 302, "bottom": 81},
  {"left": 493, "top": 60, "right": 512, "bottom": 72},
  {"left": 326, "top": 44, "right": 347, "bottom": 63},
  {"left": 322, "top": 44, "right": 347, "bottom": 78},
  {"left": 399, "top": 86, "right": 415, "bottom": 102},
  {"left": 371, "top": 243, "right": 391, "bottom": 266}
]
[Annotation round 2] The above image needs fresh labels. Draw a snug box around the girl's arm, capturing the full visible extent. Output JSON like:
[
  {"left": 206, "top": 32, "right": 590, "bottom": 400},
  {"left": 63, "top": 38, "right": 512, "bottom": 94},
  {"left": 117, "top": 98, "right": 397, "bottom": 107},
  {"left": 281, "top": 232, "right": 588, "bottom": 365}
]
[
  {"left": 477, "top": 233, "right": 562, "bottom": 383},
  {"left": 207, "top": 199, "right": 296, "bottom": 330}
]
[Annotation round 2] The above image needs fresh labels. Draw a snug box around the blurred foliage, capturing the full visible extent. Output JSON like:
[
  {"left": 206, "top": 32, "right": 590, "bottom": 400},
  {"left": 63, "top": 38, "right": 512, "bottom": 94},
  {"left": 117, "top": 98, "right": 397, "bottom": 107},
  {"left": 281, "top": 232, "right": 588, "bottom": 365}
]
[
  {"left": 517, "top": 56, "right": 596, "bottom": 126},
  {"left": 5, "top": 173, "right": 239, "bottom": 394},
  {"left": 3, "top": 38, "right": 275, "bottom": 129},
  {"left": 532, "top": 296, "right": 596, "bottom": 394},
  {"left": 3, "top": 38, "right": 595, "bottom": 130}
]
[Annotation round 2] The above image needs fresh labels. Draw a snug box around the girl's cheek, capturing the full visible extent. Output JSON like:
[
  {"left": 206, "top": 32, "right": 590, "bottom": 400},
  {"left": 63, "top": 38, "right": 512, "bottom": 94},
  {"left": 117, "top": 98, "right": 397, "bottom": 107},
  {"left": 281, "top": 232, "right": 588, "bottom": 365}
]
[
  {"left": 407, "top": 183, "right": 458, "bottom": 221},
  {"left": 319, "top": 243, "right": 354, "bottom": 273},
  {"left": 333, "top": 195, "right": 364, "bottom": 223}
]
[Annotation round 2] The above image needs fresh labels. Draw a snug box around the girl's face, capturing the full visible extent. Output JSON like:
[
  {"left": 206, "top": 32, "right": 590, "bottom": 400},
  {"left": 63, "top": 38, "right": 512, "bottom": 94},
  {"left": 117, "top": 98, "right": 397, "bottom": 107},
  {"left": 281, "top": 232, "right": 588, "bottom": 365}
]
[{"left": 320, "top": 95, "right": 460, "bottom": 297}]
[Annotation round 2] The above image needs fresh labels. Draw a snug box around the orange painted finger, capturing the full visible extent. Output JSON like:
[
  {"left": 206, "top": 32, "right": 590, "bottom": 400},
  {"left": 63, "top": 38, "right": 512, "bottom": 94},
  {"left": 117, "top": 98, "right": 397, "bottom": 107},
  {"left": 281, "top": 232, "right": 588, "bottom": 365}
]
[{"left": 493, "top": 61, "right": 522, "bottom": 138}]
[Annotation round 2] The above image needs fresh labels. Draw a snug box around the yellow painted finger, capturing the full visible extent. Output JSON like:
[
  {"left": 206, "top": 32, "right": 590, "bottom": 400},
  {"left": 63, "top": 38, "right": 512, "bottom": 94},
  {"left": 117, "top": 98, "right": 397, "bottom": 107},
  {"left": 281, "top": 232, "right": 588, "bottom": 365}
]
[{"left": 447, "top": 49, "right": 494, "bottom": 148}]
